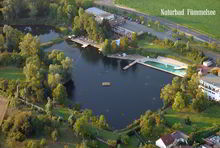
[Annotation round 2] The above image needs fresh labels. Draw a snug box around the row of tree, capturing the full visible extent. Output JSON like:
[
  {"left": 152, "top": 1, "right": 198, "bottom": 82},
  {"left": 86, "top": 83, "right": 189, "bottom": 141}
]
[{"left": 160, "top": 65, "right": 210, "bottom": 112}]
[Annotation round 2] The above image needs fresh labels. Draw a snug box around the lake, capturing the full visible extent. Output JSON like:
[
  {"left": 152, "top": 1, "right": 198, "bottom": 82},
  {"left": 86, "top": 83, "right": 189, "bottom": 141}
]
[{"left": 18, "top": 26, "right": 174, "bottom": 129}]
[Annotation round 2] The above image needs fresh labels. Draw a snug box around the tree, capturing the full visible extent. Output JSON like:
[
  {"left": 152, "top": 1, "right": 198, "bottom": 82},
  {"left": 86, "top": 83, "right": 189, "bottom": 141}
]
[
  {"left": 209, "top": 42, "right": 217, "bottom": 49},
  {"left": 76, "top": 142, "right": 88, "bottom": 148},
  {"left": 186, "top": 65, "right": 197, "bottom": 79},
  {"left": 172, "top": 92, "right": 185, "bottom": 111},
  {"left": 120, "top": 37, "right": 128, "bottom": 50},
  {"left": 3, "top": 25, "right": 24, "bottom": 51},
  {"left": 51, "top": 129, "right": 59, "bottom": 141},
  {"left": 2, "top": 0, "right": 28, "bottom": 20},
  {"left": 48, "top": 73, "right": 62, "bottom": 89},
  {"left": 23, "top": 56, "right": 41, "bottom": 81},
  {"left": 111, "top": 40, "right": 117, "bottom": 51},
  {"left": 102, "top": 39, "right": 111, "bottom": 54},
  {"left": 74, "top": 116, "right": 88, "bottom": 137},
  {"left": 52, "top": 83, "right": 68, "bottom": 104},
  {"left": 0, "top": 34, "right": 5, "bottom": 52},
  {"left": 45, "top": 98, "right": 53, "bottom": 115},
  {"left": 2, "top": 111, "right": 33, "bottom": 141},
  {"left": 192, "top": 89, "right": 209, "bottom": 112},
  {"left": 139, "top": 144, "right": 157, "bottom": 148},
  {"left": 131, "top": 32, "right": 137, "bottom": 47},
  {"left": 19, "top": 33, "right": 40, "bottom": 57},
  {"left": 98, "top": 115, "right": 108, "bottom": 129}
]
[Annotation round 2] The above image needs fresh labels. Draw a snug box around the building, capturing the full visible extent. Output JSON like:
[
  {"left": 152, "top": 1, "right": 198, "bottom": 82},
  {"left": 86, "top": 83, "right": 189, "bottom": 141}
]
[
  {"left": 199, "top": 73, "right": 220, "bottom": 101},
  {"left": 85, "top": 7, "right": 115, "bottom": 23},
  {"left": 156, "top": 131, "right": 189, "bottom": 148},
  {"left": 203, "top": 60, "right": 213, "bottom": 67}
]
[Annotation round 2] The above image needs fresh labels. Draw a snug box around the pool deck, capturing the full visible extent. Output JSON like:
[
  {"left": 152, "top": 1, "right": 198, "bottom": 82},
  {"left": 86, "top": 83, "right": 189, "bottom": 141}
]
[{"left": 107, "top": 54, "right": 188, "bottom": 77}]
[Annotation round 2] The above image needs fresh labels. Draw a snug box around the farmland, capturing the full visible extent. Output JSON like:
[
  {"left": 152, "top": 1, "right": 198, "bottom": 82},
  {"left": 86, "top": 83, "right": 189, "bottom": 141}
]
[{"left": 115, "top": 0, "right": 220, "bottom": 39}]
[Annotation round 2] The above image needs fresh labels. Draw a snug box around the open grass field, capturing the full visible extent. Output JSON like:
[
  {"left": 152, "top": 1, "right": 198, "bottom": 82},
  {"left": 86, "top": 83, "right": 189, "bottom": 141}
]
[
  {"left": 164, "top": 105, "right": 220, "bottom": 134},
  {"left": 0, "top": 67, "right": 25, "bottom": 80},
  {"left": 115, "top": 0, "right": 220, "bottom": 39}
]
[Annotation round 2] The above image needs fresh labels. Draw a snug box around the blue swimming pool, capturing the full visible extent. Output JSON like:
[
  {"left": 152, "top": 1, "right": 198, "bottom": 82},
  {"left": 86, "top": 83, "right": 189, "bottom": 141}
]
[{"left": 144, "top": 61, "right": 186, "bottom": 76}]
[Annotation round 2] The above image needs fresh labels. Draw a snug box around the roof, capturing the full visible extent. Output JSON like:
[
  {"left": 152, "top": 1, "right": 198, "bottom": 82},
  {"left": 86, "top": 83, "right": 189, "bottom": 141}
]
[
  {"left": 171, "top": 131, "right": 189, "bottom": 140},
  {"left": 173, "top": 146, "right": 192, "bottom": 148},
  {"left": 200, "top": 74, "right": 220, "bottom": 88},
  {"left": 85, "top": 7, "right": 113, "bottom": 18},
  {"left": 161, "top": 134, "right": 175, "bottom": 146}
]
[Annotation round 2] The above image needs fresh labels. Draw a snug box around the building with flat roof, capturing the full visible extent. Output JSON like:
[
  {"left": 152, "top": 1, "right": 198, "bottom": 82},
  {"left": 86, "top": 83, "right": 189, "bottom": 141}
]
[
  {"left": 199, "top": 73, "right": 220, "bottom": 101},
  {"left": 85, "top": 7, "right": 115, "bottom": 23}
]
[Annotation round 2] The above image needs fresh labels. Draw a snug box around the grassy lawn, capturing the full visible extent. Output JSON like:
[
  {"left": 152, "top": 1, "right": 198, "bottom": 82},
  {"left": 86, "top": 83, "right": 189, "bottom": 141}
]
[
  {"left": 0, "top": 67, "right": 25, "bottom": 80},
  {"left": 121, "top": 135, "right": 140, "bottom": 148},
  {"left": 115, "top": 0, "right": 220, "bottom": 39},
  {"left": 53, "top": 107, "right": 72, "bottom": 120},
  {"left": 85, "top": 125, "right": 120, "bottom": 140},
  {"left": 164, "top": 105, "right": 220, "bottom": 134},
  {"left": 134, "top": 34, "right": 195, "bottom": 64}
]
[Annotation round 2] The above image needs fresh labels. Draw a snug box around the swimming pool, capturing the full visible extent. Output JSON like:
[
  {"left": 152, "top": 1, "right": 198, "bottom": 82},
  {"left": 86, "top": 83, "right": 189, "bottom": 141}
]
[{"left": 144, "top": 61, "right": 186, "bottom": 77}]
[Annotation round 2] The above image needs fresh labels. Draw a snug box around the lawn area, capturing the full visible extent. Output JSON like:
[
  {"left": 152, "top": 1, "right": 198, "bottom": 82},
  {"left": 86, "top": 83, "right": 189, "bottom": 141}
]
[
  {"left": 115, "top": 0, "right": 220, "bottom": 39},
  {"left": 164, "top": 105, "right": 220, "bottom": 134},
  {"left": 0, "top": 67, "right": 25, "bottom": 80}
]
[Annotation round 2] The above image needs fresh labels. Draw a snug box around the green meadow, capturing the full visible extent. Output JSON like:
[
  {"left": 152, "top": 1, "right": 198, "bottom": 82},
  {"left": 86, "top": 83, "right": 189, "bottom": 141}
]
[
  {"left": 115, "top": 0, "right": 220, "bottom": 39},
  {"left": 0, "top": 67, "right": 25, "bottom": 80}
]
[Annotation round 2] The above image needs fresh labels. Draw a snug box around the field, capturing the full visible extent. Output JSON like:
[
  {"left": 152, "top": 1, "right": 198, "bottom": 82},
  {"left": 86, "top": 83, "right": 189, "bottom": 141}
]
[
  {"left": 115, "top": 0, "right": 220, "bottom": 39},
  {"left": 0, "top": 97, "right": 9, "bottom": 125},
  {"left": 164, "top": 105, "right": 220, "bottom": 134},
  {"left": 0, "top": 67, "right": 25, "bottom": 80}
]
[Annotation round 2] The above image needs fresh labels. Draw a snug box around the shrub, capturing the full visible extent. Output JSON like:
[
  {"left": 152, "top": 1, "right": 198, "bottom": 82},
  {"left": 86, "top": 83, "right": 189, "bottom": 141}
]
[
  {"left": 120, "top": 135, "right": 129, "bottom": 144},
  {"left": 107, "top": 140, "right": 117, "bottom": 147},
  {"left": 185, "top": 116, "right": 192, "bottom": 125},
  {"left": 40, "top": 138, "right": 47, "bottom": 146},
  {"left": 51, "top": 129, "right": 59, "bottom": 141}
]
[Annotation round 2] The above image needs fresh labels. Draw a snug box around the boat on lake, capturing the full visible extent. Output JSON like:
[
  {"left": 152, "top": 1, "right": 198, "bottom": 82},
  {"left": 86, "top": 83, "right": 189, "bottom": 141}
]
[{"left": 102, "top": 82, "right": 111, "bottom": 86}]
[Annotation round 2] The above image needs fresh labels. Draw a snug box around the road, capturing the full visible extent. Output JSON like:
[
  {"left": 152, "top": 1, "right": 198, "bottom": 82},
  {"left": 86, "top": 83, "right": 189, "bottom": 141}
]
[
  {"left": 95, "top": 0, "right": 220, "bottom": 44},
  {"left": 95, "top": 0, "right": 220, "bottom": 60}
]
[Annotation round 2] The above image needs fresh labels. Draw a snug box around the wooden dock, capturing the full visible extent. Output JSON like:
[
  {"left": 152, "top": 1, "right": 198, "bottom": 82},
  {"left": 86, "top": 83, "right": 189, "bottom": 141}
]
[
  {"left": 123, "top": 60, "right": 138, "bottom": 70},
  {"left": 70, "top": 37, "right": 102, "bottom": 50}
]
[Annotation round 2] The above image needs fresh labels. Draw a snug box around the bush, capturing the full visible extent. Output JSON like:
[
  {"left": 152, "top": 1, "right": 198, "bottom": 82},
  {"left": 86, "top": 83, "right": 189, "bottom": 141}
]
[
  {"left": 120, "top": 135, "right": 129, "bottom": 144},
  {"left": 40, "top": 138, "right": 47, "bottom": 146},
  {"left": 185, "top": 116, "right": 192, "bottom": 125},
  {"left": 107, "top": 140, "right": 117, "bottom": 147},
  {"left": 51, "top": 129, "right": 59, "bottom": 141}
]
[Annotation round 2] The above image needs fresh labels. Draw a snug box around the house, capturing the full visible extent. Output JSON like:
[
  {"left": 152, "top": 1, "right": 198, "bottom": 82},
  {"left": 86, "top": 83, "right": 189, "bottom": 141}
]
[
  {"left": 203, "top": 135, "right": 220, "bottom": 148},
  {"left": 156, "top": 131, "right": 189, "bottom": 148},
  {"left": 85, "top": 7, "right": 115, "bottom": 23},
  {"left": 199, "top": 74, "right": 220, "bottom": 101}
]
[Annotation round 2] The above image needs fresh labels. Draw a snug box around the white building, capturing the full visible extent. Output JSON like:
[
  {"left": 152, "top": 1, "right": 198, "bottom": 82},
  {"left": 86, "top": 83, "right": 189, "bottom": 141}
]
[
  {"left": 156, "top": 131, "right": 188, "bottom": 148},
  {"left": 199, "top": 74, "right": 220, "bottom": 101},
  {"left": 85, "top": 7, "right": 115, "bottom": 23}
]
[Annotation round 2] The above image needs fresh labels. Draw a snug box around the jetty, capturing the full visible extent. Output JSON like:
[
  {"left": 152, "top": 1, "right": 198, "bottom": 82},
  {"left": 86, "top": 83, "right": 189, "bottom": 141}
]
[
  {"left": 107, "top": 54, "right": 188, "bottom": 77},
  {"left": 70, "top": 36, "right": 102, "bottom": 51},
  {"left": 123, "top": 60, "right": 138, "bottom": 70}
]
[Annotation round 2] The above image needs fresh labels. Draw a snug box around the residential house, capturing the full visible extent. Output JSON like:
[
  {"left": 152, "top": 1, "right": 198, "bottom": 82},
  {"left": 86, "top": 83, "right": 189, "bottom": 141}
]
[{"left": 156, "top": 131, "right": 189, "bottom": 148}]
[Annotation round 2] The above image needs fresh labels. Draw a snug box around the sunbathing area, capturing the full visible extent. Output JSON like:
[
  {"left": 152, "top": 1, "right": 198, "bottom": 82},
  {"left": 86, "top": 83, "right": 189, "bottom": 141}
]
[{"left": 107, "top": 54, "right": 188, "bottom": 77}]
